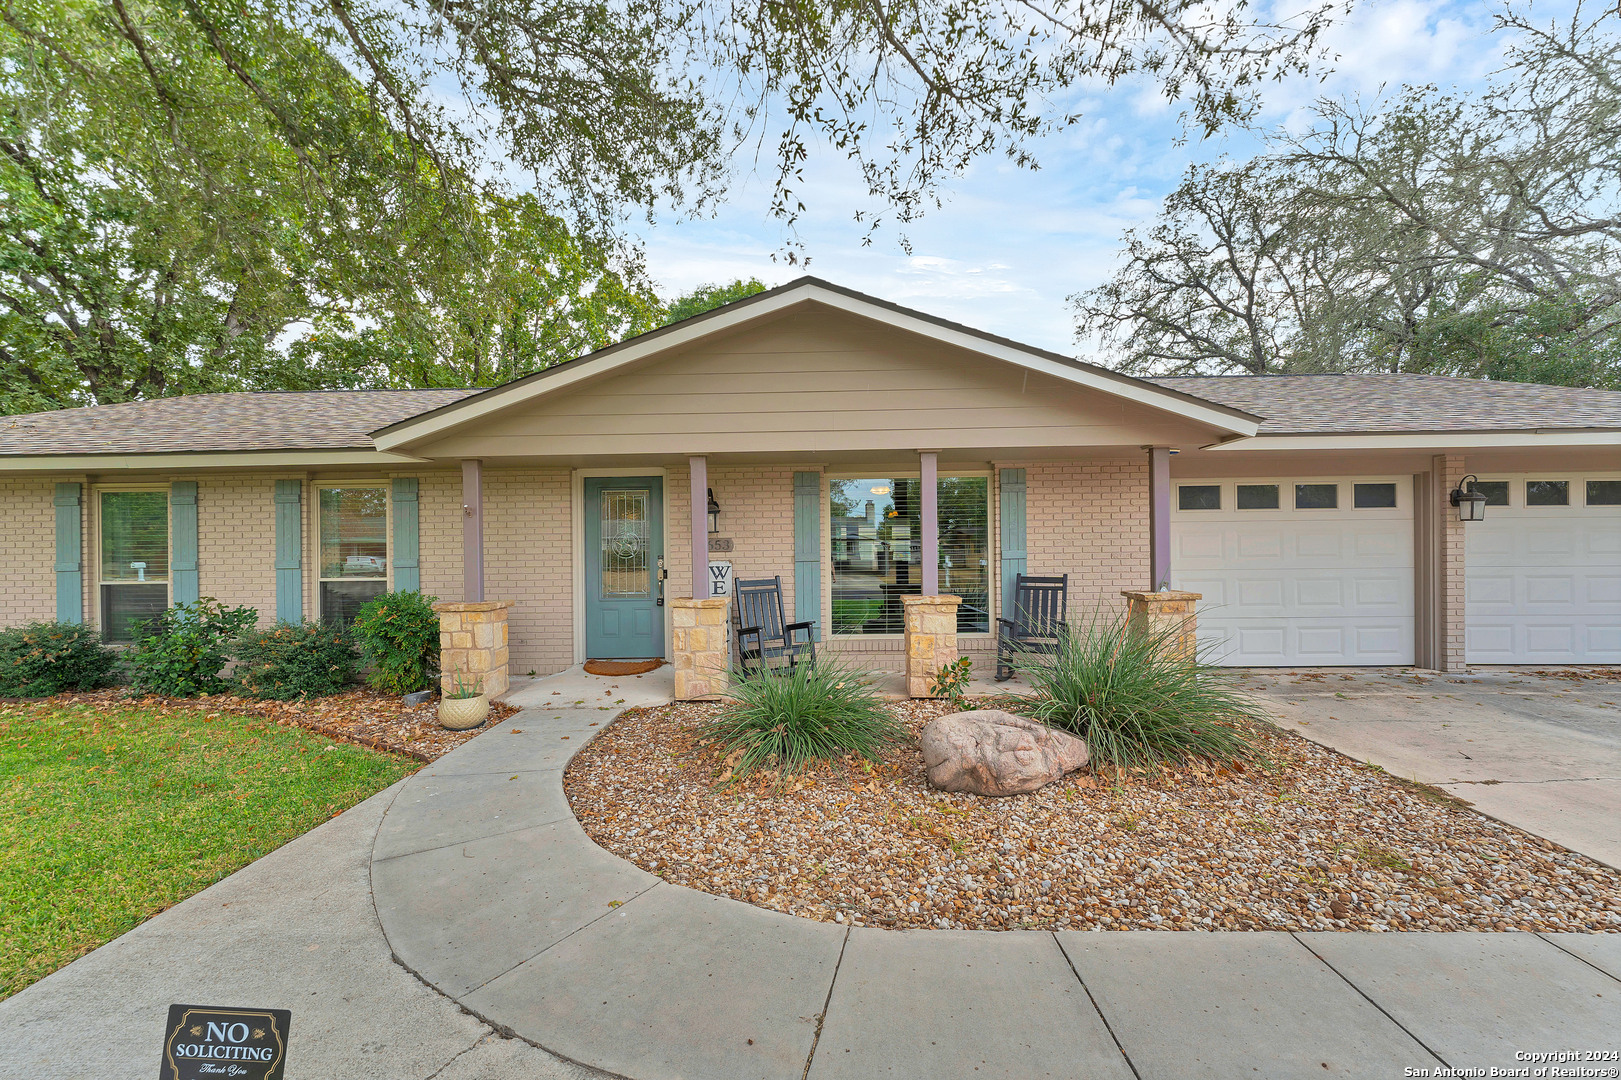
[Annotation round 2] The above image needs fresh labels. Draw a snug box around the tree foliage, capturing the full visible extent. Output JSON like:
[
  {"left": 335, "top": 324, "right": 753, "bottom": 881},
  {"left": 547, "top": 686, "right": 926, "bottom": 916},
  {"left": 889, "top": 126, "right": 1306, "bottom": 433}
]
[
  {"left": 661, "top": 278, "right": 767, "bottom": 325},
  {"left": 1074, "top": 4, "right": 1621, "bottom": 388},
  {"left": 0, "top": 0, "right": 666, "bottom": 411},
  {"left": 2, "top": 0, "right": 1345, "bottom": 411}
]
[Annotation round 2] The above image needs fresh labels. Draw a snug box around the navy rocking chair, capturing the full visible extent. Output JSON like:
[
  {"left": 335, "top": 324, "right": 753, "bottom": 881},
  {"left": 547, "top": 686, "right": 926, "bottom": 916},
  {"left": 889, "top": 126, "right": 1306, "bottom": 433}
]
[
  {"left": 733, "top": 576, "right": 818, "bottom": 675},
  {"left": 994, "top": 573, "right": 1069, "bottom": 681}
]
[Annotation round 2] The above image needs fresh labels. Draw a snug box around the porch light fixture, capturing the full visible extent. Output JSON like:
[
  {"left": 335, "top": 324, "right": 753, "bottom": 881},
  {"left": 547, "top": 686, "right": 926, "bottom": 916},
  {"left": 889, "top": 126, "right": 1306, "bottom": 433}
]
[
  {"left": 1450, "top": 475, "right": 1488, "bottom": 522},
  {"left": 707, "top": 488, "right": 721, "bottom": 534}
]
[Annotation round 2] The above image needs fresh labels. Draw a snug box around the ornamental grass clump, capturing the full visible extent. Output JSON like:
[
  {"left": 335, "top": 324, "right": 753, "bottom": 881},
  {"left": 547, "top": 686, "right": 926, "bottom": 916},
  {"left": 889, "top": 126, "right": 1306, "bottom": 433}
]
[
  {"left": 1016, "top": 611, "right": 1263, "bottom": 770},
  {"left": 699, "top": 661, "right": 906, "bottom": 780}
]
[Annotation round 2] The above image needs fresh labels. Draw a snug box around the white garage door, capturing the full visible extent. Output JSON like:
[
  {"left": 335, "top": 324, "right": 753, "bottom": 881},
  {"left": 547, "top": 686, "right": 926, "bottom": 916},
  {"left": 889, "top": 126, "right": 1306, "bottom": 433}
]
[
  {"left": 1465, "top": 474, "right": 1621, "bottom": 664},
  {"left": 1170, "top": 477, "right": 1414, "bottom": 666}
]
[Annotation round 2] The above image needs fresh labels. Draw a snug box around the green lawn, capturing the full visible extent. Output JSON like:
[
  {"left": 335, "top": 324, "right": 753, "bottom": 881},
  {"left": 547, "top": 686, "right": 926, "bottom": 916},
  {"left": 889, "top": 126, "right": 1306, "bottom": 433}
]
[{"left": 0, "top": 701, "right": 419, "bottom": 998}]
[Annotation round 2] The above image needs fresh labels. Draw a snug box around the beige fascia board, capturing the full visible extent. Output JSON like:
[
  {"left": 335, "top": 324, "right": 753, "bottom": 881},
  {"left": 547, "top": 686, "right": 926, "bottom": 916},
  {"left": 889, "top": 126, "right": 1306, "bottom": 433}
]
[
  {"left": 1201, "top": 430, "right": 1621, "bottom": 452},
  {"left": 372, "top": 282, "right": 1260, "bottom": 451},
  {"left": 0, "top": 449, "right": 431, "bottom": 472}
]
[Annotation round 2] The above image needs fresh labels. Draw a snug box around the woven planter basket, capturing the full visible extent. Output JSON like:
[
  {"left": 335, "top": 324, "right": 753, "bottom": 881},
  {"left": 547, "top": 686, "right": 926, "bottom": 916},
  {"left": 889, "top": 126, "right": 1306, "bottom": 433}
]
[{"left": 438, "top": 693, "right": 490, "bottom": 731}]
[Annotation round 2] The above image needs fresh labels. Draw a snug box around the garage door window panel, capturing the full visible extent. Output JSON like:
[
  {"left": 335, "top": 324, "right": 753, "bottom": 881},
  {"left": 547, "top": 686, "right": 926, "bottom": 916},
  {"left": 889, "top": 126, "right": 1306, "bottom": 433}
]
[
  {"left": 1526, "top": 480, "right": 1569, "bottom": 506},
  {"left": 1236, "top": 484, "right": 1279, "bottom": 510},
  {"left": 1586, "top": 480, "right": 1621, "bottom": 506},
  {"left": 1295, "top": 484, "right": 1339, "bottom": 510},
  {"left": 1474, "top": 481, "right": 1510, "bottom": 506},
  {"left": 1353, "top": 483, "right": 1397, "bottom": 509},
  {"left": 1178, "top": 485, "right": 1221, "bottom": 511}
]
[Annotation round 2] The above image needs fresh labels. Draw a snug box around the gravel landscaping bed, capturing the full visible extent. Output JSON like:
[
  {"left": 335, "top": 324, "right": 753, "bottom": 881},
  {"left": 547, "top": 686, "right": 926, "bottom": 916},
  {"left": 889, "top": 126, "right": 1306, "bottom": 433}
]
[
  {"left": 47, "top": 689, "right": 518, "bottom": 761},
  {"left": 565, "top": 700, "right": 1621, "bottom": 932}
]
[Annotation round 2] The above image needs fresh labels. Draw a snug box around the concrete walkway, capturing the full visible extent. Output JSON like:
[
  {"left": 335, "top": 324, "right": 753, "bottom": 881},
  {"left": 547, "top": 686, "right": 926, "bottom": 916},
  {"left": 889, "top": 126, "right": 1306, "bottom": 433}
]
[
  {"left": 1253, "top": 669, "right": 1621, "bottom": 869},
  {"left": 373, "top": 703, "right": 1621, "bottom": 1080},
  {"left": 0, "top": 781, "right": 604, "bottom": 1080},
  {"left": 5, "top": 674, "right": 1618, "bottom": 1079}
]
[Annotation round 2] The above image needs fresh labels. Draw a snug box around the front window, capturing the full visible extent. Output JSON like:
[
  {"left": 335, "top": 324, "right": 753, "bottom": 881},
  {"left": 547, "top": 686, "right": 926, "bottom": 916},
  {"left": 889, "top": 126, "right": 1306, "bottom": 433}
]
[
  {"left": 100, "top": 490, "right": 169, "bottom": 642},
  {"left": 830, "top": 476, "right": 988, "bottom": 635},
  {"left": 319, "top": 487, "right": 388, "bottom": 626}
]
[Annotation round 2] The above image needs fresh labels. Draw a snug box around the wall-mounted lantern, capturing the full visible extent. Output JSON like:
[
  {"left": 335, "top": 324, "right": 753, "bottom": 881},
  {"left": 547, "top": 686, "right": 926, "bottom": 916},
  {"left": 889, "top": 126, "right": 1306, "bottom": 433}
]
[
  {"left": 1450, "top": 474, "right": 1487, "bottom": 522},
  {"left": 707, "top": 488, "right": 721, "bottom": 534}
]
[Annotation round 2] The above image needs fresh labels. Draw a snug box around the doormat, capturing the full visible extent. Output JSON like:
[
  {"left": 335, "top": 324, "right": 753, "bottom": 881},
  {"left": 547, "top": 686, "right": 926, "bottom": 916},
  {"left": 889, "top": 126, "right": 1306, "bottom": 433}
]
[{"left": 583, "top": 659, "right": 665, "bottom": 676}]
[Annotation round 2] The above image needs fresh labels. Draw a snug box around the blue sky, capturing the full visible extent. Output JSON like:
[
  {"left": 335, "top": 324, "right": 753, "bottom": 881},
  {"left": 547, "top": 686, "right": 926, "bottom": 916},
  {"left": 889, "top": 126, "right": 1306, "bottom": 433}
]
[{"left": 637, "top": 0, "right": 1519, "bottom": 354}]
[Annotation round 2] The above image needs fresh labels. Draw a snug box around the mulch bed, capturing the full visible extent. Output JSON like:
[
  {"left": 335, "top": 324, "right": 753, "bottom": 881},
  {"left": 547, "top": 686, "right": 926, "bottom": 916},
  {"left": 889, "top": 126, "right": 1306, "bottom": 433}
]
[
  {"left": 43, "top": 689, "right": 518, "bottom": 762},
  {"left": 565, "top": 700, "right": 1621, "bottom": 933}
]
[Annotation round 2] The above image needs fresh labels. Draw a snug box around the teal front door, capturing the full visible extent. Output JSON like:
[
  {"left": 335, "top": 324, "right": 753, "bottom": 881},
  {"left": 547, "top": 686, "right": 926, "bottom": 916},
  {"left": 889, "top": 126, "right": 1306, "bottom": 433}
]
[{"left": 584, "top": 476, "right": 665, "bottom": 659}]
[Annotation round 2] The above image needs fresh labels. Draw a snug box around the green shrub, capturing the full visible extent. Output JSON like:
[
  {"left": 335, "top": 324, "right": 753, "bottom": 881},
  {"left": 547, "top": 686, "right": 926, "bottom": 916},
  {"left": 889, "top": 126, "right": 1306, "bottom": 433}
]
[
  {"left": 349, "top": 591, "right": 440, "bottom": 694},
  {"left": 698, "top": 661, "right": 906, "bottom": 780},
  {"left": 233, "top": 622, "right": 358, "bottom": 700},
  {"left": 128, "top": 599, "right": 258, "bottom": 697},
  {"left": 0, "top": 621, "right": 119, "bottom": 697},
  {"left": 1015, "top": 610, "right": 1262, "bottom": 769}
]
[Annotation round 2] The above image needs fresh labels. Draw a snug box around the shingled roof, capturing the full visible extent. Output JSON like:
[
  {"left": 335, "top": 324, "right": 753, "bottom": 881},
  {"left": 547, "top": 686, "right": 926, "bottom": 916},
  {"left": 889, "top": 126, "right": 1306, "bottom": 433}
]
[
  {"left": 1, "top": 371, "right": 1616, "bottom": 458},
  {"left": 0, "top": 390, "right": 476, "bottom": 456},
  {"left": 1148, "top": 373, "right": 1621, "bottom": 435}
]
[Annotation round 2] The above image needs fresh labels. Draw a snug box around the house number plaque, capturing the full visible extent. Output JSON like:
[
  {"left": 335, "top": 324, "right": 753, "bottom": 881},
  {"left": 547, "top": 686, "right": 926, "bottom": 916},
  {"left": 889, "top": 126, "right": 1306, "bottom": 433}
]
[
  {"left": 159, "top": 1004, "right": 291, "bottom": 1080},
  {"left": 708, "top": 537, "right": 733, "bottom": 553}
]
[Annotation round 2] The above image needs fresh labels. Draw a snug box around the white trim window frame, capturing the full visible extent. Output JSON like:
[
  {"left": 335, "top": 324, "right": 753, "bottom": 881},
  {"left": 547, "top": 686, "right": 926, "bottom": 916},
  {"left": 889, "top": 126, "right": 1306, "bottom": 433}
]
[
  {"left": 95, "top": 484, "right": 171, "bottom": 643},
  {"left": 315, "top": 482, "right": 392, "bottom": 626},
  {"left": 826, "top": 470, "right": 992, "bottom": 638}
]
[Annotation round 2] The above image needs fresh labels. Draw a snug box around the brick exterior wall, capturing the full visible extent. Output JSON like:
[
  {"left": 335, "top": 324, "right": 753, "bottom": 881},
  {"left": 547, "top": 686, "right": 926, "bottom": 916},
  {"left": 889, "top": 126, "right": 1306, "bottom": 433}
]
[
  {"left": 483, "top": 468, "right": 573, "bottom": 676},
  {"left": 196, "top": 474, "right": 280, "bottom": 625},
  {"left": 1435, "top": 454, "right": 1468, "bottom": 671},
  {"left": 416, "top": 469, "right": 465, "bottom": 606},
  {"left": 1024, "top": 458, "right": 1151, "bottom": 616},
  {"left": 708, "top": 465, "right": 798, "bottom": 613},
  {"left": 0, "top": 477, "right": 62, "bottom": 626}
]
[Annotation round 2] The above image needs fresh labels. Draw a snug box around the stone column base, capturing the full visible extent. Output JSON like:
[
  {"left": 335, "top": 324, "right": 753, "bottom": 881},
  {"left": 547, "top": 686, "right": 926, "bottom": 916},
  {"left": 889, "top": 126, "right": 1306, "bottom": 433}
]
[
  {"left": 1121, "top": 590, "right": 1201, "bottom": 663},
  {"left": 671, "top": 596, "right": 730, "bottom": 700},
  {"left": 434, "top": 600, "right": 513, "bottom": 699},
  {"left": 902, "top": 594, "right": 962, "bottom": 699}
]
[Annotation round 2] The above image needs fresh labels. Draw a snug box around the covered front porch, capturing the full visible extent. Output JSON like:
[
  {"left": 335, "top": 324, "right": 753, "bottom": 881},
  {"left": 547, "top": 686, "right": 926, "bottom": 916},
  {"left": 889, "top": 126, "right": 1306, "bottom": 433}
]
[{"left": 366, "top": 280, "right": 1258, "bottom": 696}]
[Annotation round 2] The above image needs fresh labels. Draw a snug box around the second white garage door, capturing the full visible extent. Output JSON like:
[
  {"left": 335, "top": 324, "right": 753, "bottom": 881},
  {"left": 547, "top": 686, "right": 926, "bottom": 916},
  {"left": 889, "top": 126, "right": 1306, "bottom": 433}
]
[
  {"left": 1465, "top": 474, "right": 1621, "bottom": 664},
  {"left": 1170, "top": 477, "right": 1414, "bottom": 666}
]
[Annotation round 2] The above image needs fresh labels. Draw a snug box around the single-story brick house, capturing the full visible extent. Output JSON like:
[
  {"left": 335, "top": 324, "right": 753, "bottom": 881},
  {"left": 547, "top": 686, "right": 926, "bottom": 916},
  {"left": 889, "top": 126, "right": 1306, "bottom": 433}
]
[{"left": 2, "top": 277, "right": 1617, "bottom": 685}]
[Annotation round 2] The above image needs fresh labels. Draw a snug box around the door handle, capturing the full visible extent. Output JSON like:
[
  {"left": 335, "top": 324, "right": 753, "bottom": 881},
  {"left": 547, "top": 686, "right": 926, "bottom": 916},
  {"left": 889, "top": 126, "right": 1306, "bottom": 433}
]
[{"left": 656, "top": 557, "right": 667, "bottom": 606}]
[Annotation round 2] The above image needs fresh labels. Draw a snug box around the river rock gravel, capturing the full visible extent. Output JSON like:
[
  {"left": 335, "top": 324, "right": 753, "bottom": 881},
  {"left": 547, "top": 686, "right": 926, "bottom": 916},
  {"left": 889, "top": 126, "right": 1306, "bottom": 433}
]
[{"left": 564, "top": 700, "right": 1621, "bottom": 933}]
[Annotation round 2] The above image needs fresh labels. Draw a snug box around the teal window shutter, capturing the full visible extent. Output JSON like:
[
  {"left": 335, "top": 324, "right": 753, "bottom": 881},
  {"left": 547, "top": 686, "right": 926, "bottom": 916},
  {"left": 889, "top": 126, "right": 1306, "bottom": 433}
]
[
  {"left": 793, "top": 471, "right": 821, "bottom": 636},
  {"left": 391, "top": 477, "right": 420, "bottom": 594},
  {"left": 54, "top": 483, "right": 83, "bottom": 624},
  {"left": 170, "top": 481, "right": 199, "bottom": 605},
  {"left": 999, "top": 468, "right": 1027, "bottom": 620},
  {"left": 274, "top": 480, "right": 303, "bottom": 623}
]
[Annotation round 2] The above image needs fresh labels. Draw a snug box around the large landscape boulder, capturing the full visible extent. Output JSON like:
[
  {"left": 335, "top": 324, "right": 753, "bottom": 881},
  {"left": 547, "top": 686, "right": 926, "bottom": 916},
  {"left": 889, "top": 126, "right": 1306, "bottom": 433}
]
[{"left": 920, "top": 710, "right": 1090, "bottom": 797}]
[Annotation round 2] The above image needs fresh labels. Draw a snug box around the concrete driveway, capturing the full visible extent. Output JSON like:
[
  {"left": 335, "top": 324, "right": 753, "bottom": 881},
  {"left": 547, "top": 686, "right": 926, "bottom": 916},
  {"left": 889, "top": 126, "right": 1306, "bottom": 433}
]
[{"left": 1251, "top": 669, "right": 1621, "bottom": 870}]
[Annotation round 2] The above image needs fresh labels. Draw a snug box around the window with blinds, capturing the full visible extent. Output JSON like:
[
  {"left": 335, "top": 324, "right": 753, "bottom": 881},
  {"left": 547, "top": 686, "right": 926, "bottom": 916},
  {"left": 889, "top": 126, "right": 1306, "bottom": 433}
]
[
  {"left": 319, "top": 487, "right": 389, "bottom": 626},
  {"left": 100, "top": 490, "right": 169, "bottom": 641},
  {"left": 830, "top": 475, "right": 988, "bottom": 635}
]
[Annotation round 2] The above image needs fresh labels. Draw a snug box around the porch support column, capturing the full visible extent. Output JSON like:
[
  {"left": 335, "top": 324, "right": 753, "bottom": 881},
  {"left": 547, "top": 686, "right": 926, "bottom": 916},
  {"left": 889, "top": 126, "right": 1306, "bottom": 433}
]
[
  {"left": 919, "top": 450, "right": 939, "bottom": 595},
  {"left": 689, "top": 455, "right": 709, "bottom": 598},
  {"left": 461, "top": 459, "right": 484, "bottom": 602},
  {"left": 1148, "top": 446, "right": 1172, "bottom": 590}
]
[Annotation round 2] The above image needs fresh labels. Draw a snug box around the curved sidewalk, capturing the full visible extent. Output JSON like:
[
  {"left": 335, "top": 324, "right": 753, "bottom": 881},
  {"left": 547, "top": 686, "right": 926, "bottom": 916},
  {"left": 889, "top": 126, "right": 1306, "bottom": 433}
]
[{"left": 371, "top": 706, "right": 1621, "bottom": 1080}]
